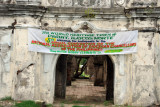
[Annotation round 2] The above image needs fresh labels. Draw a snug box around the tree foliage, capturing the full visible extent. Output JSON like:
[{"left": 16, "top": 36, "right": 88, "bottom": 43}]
[{"left": 74, "top": 58, "right": 88, "bottom": 78}]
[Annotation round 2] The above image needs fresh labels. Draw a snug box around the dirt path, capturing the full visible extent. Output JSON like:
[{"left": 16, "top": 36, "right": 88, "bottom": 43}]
[
  {"left": 66, "top": 79, "right": 106, "bottom": 102},
  {"left": 53, "top": 79, "right": 113, "bottom": 107}
]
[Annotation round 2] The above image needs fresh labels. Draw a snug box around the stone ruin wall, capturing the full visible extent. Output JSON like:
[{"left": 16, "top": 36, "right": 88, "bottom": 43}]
[{"left": 0, "top": 0, "right": 160, "bottom": 106}]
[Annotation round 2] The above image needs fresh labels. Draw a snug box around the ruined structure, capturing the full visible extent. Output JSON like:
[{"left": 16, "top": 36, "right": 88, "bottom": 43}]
[{"left": 1, "top": 0, "right": 160, "bottom": 106}]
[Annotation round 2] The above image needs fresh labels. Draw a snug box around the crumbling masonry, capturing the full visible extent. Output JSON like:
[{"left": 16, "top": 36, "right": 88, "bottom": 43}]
[{"left": 1, "top": 0, "right": 160, "bottom": 106}]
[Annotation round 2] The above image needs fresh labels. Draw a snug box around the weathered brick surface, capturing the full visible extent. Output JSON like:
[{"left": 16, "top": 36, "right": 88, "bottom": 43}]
[{"left": 66, "top": 79, "right": 106, "bottom": 102}]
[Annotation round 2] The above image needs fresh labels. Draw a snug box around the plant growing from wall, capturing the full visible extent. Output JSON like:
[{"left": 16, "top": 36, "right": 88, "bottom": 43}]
[{"left": 84, "top": 8, "right": 95, "bottom": 19}]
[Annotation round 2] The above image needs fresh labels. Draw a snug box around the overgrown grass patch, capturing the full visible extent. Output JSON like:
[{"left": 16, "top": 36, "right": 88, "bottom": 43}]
[
  {"left": 0, "top": 96, "right": 13, "bottom": 101},
  {"left": 13, "top": 100, "right": 40, "bottom": 107}
]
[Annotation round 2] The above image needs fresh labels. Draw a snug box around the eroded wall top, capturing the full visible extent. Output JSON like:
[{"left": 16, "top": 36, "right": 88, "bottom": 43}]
[{"left": 0, "top": 0, "right": 160, "bottom": 8}]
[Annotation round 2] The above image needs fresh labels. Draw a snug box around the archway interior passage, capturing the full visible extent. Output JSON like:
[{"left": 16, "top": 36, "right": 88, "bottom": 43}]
[{"left": 55, "top": 55, "right": 114, "bottom": 103}]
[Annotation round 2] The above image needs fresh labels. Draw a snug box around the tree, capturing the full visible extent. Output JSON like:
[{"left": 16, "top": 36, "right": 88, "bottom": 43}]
[{"left": 74, "top": 58, "right": 88, "bottom": 78}]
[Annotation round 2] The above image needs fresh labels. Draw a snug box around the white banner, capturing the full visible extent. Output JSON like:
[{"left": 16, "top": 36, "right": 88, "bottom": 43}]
[{"left": 28, "top": 28, "right": 138, "bottom": 55}]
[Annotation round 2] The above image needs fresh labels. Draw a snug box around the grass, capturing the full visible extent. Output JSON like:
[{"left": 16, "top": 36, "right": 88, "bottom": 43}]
[
  {"left": 103, "top": 100, "right": 113, "bottom": 106},
  {"left": 80, "top": 72, "right": 90, "bottom": 78},
  {"left": 115, "top": 105, "right": 137, "bottom": 107},
  {"left": 72, "top": 105, "right": 90, "bottom": 107},
  {"left": 61, "top": 100, "right": 86, "bottom": 104},
  {"left": 0, "top": 96, "right": 13, "bottom": 101},
  {"left": 60, "top": 103, "right": 64, "bottom": 107},
  {"left": 0, "top": 99, "right": 54, "bottom": 107},
  {"left": 46, "top": 104, "right": 53, "bottom": 107},
  {"left": 13, "top": 100, "right": 40, "bottom": 107}
]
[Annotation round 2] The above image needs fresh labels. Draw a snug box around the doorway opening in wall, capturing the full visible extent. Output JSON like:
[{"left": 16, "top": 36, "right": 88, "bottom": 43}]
[{"left": 54, "top": 55, "right": 114, "bottom": 106}]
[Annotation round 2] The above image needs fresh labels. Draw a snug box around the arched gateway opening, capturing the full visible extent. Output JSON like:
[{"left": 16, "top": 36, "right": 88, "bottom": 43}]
[{"left": 55, "top": 55, "right": 114, "bottom": 104}]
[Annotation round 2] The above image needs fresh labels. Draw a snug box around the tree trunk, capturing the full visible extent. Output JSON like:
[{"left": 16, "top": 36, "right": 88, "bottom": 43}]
[
  {"left": 74, "top": 58, "right": 81, "bottom": 78},
  {"left": 79, "top": 60, "right": 87, "bottom": 76}
]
